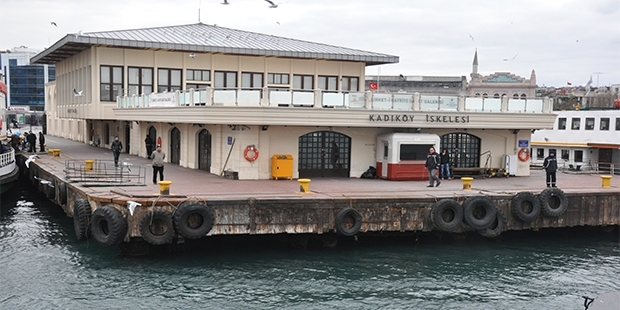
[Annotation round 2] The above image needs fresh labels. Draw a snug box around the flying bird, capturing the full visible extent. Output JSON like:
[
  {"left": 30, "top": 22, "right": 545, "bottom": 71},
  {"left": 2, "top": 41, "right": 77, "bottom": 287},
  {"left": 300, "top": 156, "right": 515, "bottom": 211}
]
[
  {"left": 25, "top": 154, "right": 39, "bottom": 168},
  {"left": 51, "top": 22, "right": 57, "bottom": 27},
  {"left": 122, "top": 162, "right": 132, "bottom": 172},
  {"left": 467, "top": 33, "right": 474, "bottom": 42},
  {"left": 264, "top": 0, "right": 279, "bottom": 8},
  {"left": 73, "top": 89, "right": 83, "bottom": 96},
  {"left": 126, "top": 200, "right": 141, "bottom": 216},
  {"left": 189, "top": 52, "right": 196, "bottom": 58},
  {"left": 502, "top": 52, "right": 519, "bottom": 61},
  {"left": 221, "top": 0, "right": 229, "bottom": 4}
]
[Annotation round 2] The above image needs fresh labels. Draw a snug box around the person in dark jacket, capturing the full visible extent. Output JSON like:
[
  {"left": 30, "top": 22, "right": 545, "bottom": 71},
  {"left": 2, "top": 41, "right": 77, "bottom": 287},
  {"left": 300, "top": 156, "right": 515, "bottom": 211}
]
[
  {"left": 145, "top": 134, "right": 154, "bottom": 159},
  {"left": 27, "top": 131, "right": 37, "bottom": 152},
  {"left": 425, "top": 147, "right": 441, "bottom": 187},
  {"left": 38, "top": 132, "right": 46, "bottom": 152},
  {"left": 110, "top": 136, "right": 123, "bottom": 167},
  {"left": 542, "top": 151, "right": 558, "bottom": 188},
  {"left": 439, "top": 149, "right": 452, "bottom": 180}
]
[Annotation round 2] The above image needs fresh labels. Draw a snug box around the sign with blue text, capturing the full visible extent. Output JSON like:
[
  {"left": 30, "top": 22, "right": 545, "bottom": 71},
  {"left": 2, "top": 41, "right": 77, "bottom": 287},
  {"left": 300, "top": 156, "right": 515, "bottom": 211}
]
[{"left": 518, "top": 140, "right": 529, "bottom": 148}]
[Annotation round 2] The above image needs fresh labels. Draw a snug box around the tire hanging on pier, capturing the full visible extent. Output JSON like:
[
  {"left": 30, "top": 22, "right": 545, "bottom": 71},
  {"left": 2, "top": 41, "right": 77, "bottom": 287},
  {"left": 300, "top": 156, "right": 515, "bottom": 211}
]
[
  {"left": 140, "top": 209, "right": 175, "bottom": 245},
  {"left": 430, "top": 199, "right": 463, "bottom": 232},
  {"left": 73, "top": 198, "right": 92, "bottom": 241},
  {"left": 91, "top": 205, "right": 128, "bottom": 247},
  {"left": 510, "top": 192, "right": 541, "bottom": 222},
  {"left": 44, "top": 178, "right": 56, "bottom": 200},
  {"left": 173, "top": 201, "right": 214, "bottom": 239},
  {"left": 478, "top": 207, "right": 507, "bottom": 238},
  {"left": 462, "top": 196, "right": 497, "bottom": 230},
  {"left": 58, "top": 182, "right": 68, "bottom": 206},
  {"left": 538, "top": 187, "right": 568, "bottom": 217},
  {"left": 335, "top": 208, "right": 363, "bottom": 236}
]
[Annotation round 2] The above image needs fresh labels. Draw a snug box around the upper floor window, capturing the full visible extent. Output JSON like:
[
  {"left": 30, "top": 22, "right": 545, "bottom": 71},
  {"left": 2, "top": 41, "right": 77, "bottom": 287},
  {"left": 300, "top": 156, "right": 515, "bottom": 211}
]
[
  {"left": 341, "top": 77, "right": 359, "bottom": 92},
  {"left": 585, "top": 118, "right": 594, "bottom": 130},
  {"left": 293, "top": 75, "right": 313, "bottom": 91},
  {"left": 600, "top": 118, "right": 610, "bottom": 130},
  {"left": 128, "top": 67, "right": 153, "bottom": 96},
  {"left": 268, "top": 73, "right": 289, "bottom": 85},
  {"left": 571, "top": 118, "right": 580, "bottom": 130},
  {"left": 187, "top": 69, "right": 210, "bottom": 82},
  {"left": 158, "top": 68, "right": 182, "bottom": 92},
  {"left": 520, "top": 94, "right": 526, "bottom": 99},
  {"left": 482, "top": 93, "right": 488, "bottom": 98},
  {"left": 513, "top": 93, "right": 519, "bottom": 99},
  {"left": 493, "top": 93, "right": 500, "bottom": 98},
  {"left": 615, "top": 118, "right": 620, "bottom": 131},
  {"left": 241, "top": 72, "right": 263, "bottom": 89},
  {"left": 214, "top": 71, "right": 237, "bottom": 89},
  {"left": 318, "top": 76, "right": 338, "bottom": 92},
  {"left": 100, "top": 65, "right": 123, "bottom": 101},
  {"left": 558, "top": 117, "right": 567, "bottom": 130},
  {"left": 561, "top": 149, "right": 569, "bottom": 160}
]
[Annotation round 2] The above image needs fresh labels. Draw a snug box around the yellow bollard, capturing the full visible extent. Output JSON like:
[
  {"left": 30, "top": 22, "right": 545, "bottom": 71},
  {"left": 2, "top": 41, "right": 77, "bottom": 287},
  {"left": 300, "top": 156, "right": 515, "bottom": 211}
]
[
  {"left": 461, "top": 177, "right": 474, "bottom": 190},
  {"left": 158, "top": 180, "right": 172, "bottom": 195},
  {"left": 298, "top": 178, "right": 311, "bottom": 193},
  {"left": 84, "top": 160, "right": 95, "bottom": 171},
  {"left": 600, "top": 175, "right": 612, "bottom": 188},
  {"left": 51, "top": 149, "right": 61, "bottom": 157}
]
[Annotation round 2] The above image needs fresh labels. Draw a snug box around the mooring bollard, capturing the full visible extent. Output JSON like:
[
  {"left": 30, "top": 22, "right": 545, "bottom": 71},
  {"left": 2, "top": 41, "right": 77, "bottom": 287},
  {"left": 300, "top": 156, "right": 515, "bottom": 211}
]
[
  {"left": 158, "top": 180, "right": 172, "bottom": 195},
  {"left": 461, "top": 177, "right": 474, "bottom": 190},
  {"left": 600, "top": 175, "right": 612, "bottom": 188},
  {"left": 84, "top": 159, "right": 95, "bottom": 171},
  {"left": 51, "top": 149, "right": 61, "bottom": 157},
  {"left": 298, "top": 178, "right": 311, "bottom": 193}
]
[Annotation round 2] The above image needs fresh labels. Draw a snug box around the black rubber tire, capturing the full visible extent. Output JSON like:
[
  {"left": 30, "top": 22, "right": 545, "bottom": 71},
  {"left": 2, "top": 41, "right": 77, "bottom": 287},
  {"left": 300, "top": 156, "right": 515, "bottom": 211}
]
[
  {"left": 479, "top": 207, "right": 507, "bottom": 238},
  {"left": 462, "top": 196, "right": 497, "bottom": 230},
  {"left": 58, "top": 182, "right": 68, "bottom": 205},
  {"left": 335, "top": 208, "right": 363, "bottom": 236},
  {"left": 539, "top": 188, "right": 568, "bottom": 217},
  {"left": 430, "top": 199, "right": 463, "bottom": 232},
  {"left": 510, "top": 192, "right": 541, "bottom": 222},
  {"left": 173, "top": 201, "right": 215, "bottom": 239},
  {"left": 91, "top": 205, "right": 127, "bottom": 247},
  {"left": 140, "top": 209, "right": 175, "bottom": 245},
  {"left": 73, "top": 199, "right": 92, "bottom": 241},
  {"left": 44, "top": 178, "right": 56, "bottom": 200}
]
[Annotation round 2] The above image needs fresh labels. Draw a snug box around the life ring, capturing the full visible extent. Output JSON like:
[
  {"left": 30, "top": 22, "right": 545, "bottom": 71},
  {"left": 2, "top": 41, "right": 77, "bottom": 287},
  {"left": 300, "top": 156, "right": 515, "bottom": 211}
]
[
  {"left": 539, "top": 187, "right": 568, "bottom": 217},
  {"left": 510, "top": 192, "right": 541, "bottom": 222},
  {"left": 335, "top": 208, "right": 363, "bottom": 236},
  {"left": 173, "top": 201, "right": 215, "bottom": 239},
  {"left": 478, "top": 207, "right": 506, "bottom": 238},
  {"left": 462, "top": 196, "right": 497, "bottom": 230},
  {"left": 140, "top": 209, "right": 175, "bottom": 245},
  {"left": 430, "top": 199, "right": 463, "bottom": 232},
  {"left": 91, "top": 205, "right": 127, "bottom": 247},
  {"left": 518, "top": 148, "right": 530, "bottom": 162},
  {"left": 73, "top": 199, "right": 92, "bottom": 241},
  {"left": 244, "top": 145, "right": 259, "bottom": 162}
]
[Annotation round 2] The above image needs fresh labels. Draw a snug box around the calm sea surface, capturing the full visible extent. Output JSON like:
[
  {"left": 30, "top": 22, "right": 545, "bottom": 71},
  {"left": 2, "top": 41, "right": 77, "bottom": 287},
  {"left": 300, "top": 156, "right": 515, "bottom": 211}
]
[{"left": 1, "top": 179, "right": 618, "bottom": 310}]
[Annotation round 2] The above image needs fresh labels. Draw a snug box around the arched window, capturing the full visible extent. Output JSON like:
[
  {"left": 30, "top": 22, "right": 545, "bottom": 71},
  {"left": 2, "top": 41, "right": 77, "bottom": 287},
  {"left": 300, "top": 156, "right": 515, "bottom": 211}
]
[
  {"left": 482, "top": 93, "right": 488, "bottom": 98},
  {"left": 501, "top": 93, "right": 507, "bottom": 97},
  {"left": 475, "top": 93, "right": 481, "bottom": 97},
  {"left": 440, "top": 133, "right": 481, "bottom": 168},
  {"left": 513, "top": 93, "right": 520, "bottom": 98},
  {"left": 493, "top": 93, "right": 500, "bottom": 98},
  {"left": 520, "top": 94, "right": 527, "bottom": 99}
]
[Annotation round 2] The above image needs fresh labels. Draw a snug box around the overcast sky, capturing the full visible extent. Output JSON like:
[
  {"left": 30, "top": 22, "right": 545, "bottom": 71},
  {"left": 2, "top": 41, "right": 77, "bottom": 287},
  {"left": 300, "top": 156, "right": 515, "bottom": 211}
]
[{"left": 3, "top": 0, "right": 619, "bottom": 88}]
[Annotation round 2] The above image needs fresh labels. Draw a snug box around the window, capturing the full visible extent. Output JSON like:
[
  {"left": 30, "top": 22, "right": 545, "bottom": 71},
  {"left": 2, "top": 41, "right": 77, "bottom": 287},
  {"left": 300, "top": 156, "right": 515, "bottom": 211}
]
[
  {"left": 341, "top": 77, "right": 359, "bottom": 92},
  {"left": 214, "top": 71, "right": 237, "bottom": 89},
  {"left": 187, "top": 69, "right": 210, "bottom": 82},
  {"left": 128, "top": 67, "right": 153, "bottom": 96},
  {"left": 600, "top": 118, "right": 609, "bottom": 130},
  {"left": 439, "top": 133, "right": 481, "bottom": 168},
  {"left": 493, "top": 93, "right": 500, "bottom": 98},
  {"left": 100, "top": 65, "right": 123, "bottom": 101},
  {"left": 615, "top": 118, "right": 620, "bottom": 131},
  {"left": 520, "top": 94, "right": 526, "bottom": 99},
  {"left": 241, "top": 72, "right": 263, "bottom": 89},
  {"left": 561, "top": 149, "right": 569, "bottom": 160},
  {"left": 268, "top": 73, "right": 289, "bottom": 85},
  {"left": 571, "top": 118, "right": 580, "bottom": 130},
  {"left": 585, "top": 118, "right": 594, "bottom": 130},
  {"left": 383, "top": 142, "right": 388, "bottom": 160},
  {"left": 574, "top": 150, "right": 583, "bottom": 163},
  {"left": 186, "top": 83, "right": 209, "bottom": 90},
  {"left": 293, "top": 75, "right": 313, "bottom": 90},
  {"left": 536, "top": 148, "right": 544, "bottom": 160},
  {"left": 400, "top": 144, "right": 433, "bottom": 161},
  {"left": 157, "top": 68, "right": 182, "bottom": 92},
  {"left": 318, "top": 76, "right": 338, "bottom": 92},
  {"left": 558, "top": 118, "right": 567, "bottom": 130},
  {"left": 513, "top": 93, "right": 519, "bottom": 99}
]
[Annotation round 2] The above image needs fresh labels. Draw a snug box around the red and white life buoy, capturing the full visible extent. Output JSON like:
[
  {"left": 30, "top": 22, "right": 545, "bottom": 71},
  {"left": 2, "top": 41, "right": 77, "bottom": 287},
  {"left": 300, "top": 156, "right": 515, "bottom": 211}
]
[
  {"left": 518, "top": 148, "right": 530, "bottom": 162},
  {"left": 244, "top": 145, "right": 259, "bottom": 162}
]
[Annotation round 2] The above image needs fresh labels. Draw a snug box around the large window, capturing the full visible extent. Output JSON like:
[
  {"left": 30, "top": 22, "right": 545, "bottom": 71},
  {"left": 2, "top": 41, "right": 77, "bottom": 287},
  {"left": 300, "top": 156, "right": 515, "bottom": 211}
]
[
  {"left": 157, "top": 68, "right": 182, "bottom": 92},
  {"left": 241, "top": 72, "right": 263, "bottom": 89},
  {"left": 558, "top": 117, "right": 567, "bottom": 130},
  {"left": 214, "top": 71, "right": 237, "bottom": 89},
  {"left": 400, "top": 144, "right": 433, "bottom": 160},
  {"left": 440, "top": 133, "right": 481, "bottom": 168},
  {"left": 128, "top": 67, "right": 153, "bottom": 96},
  {"left": 571, "top": 118, "right": 580, "bottom": 130},
  {"left": 268, "top": 73, "right": 289, "bottom": 85},
  {"left": 317, "top": 75, "right": 338, "bottom": 92},
  {"left": 100, "top": 65, "right": 123, "bottom": 101},
  {"left": 341, "top": 76, "right": 359, "bottom": 92},
  {"left": 561, "top": 149, "right": 569, "bottom": 160},
  {"left": 574, "top": 150, "right": 583, "bottom": 163},
  {"left": 187, "top": 69, "right": 211, "bottom": 91},
  {"left": 600, "top": 118, "right": 610, "bottom": 130},
  {"left": 585, "top": 117, "right": 595, "bottom": 130},
  {"left": 293, "top": 75, "right": 313, "bottom": 90},
  {"left": 536, "top": 148, "right": 544, "bottom": 160}
]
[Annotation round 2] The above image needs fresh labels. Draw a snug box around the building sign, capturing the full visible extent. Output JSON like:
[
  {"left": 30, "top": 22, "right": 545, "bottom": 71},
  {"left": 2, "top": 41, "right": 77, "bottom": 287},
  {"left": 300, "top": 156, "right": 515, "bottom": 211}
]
[
  {"left": 420, "top": 96, "right": 458, "bottom": 111},
  {"left": 518, "top": 140, "right": 529, "bottom": 148},
  {"left": 369, "top": 114, "right": 470, "bottom": 124},
  {"left": 149, "top": 92, "right": 176, "bottom": 107}
]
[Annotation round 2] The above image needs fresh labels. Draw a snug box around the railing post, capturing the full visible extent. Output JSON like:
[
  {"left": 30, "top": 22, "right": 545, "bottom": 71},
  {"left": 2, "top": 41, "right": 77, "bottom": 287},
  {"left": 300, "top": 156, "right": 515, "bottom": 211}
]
[
  {"left": 458, "top": 95, "right": 465, "bottom": 111},
  {"left": 501, "top": 95, "right": 508, "bottom": 112},
  {"left": 413, "top": 92, "right": 420, "bottom": 111},
  {"left": 365, "top": 91, "right": 372, "bottom": 109},
  {"left": 261, "top": 86, "right": 269, "bottom": 106},
  {"left": 207, "top": 87, "right": 214, "bottom": 106},
  {"left": 313, "top": 89, "right": 322, "bottom": 109},
  {"left": 175, "top": 90, "right": 180, "bottom": 107}
]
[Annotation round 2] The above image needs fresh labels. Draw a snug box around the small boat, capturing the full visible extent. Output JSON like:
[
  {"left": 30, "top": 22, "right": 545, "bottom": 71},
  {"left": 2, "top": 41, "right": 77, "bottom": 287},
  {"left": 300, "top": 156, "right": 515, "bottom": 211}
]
[{"left": 0, "top": 146, "right": 19, "bottom": 195}]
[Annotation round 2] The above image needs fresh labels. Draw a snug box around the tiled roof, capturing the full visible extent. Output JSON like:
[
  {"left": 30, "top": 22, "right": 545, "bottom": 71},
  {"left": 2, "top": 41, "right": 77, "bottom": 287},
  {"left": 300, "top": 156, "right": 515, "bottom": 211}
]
[{"left": 32, "top": 23, "right": 399, "bottom": 65}]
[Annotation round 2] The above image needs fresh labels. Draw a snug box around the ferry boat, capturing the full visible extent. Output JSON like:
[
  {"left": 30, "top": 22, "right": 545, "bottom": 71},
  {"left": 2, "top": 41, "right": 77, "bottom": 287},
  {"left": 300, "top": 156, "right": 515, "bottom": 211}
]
[{"left": 0, "top": 146, "right": 19, "bottom": 195}]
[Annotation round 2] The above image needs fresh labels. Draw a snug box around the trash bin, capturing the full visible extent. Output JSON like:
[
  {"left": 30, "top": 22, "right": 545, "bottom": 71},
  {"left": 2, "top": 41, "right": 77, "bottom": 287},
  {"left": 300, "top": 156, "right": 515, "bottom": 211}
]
[{"left": 271, "top": 154, "right": 293, "bottom": 180}]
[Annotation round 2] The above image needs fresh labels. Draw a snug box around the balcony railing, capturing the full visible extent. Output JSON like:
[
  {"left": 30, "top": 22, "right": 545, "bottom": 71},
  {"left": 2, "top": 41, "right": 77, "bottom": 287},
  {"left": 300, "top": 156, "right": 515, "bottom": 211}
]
[{"left": 117, "top": 87, "right": 553, "bottom": 113}]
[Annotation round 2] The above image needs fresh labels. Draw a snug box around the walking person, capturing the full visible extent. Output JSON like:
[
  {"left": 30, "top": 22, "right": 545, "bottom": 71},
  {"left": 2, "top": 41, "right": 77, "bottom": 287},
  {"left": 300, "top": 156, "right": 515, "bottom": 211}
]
[
  {"left": 145, "top": 134, "right": 154, "bottom": 159},
  {"left": 38, "top": 132, "right": 45, "bottom": 153},
  {"left": 425, "top": 147, "right": 441, "bottom": 187},
  {"left": 440, "top": 149, "right": 452, "bottom": 180},
  {"left": 110, "top": 136, "right": 123, "bottom": 167},
  {"left": 151, "top": 144, "right": 165, "bottom": 184},
  {"left": 542, "top": 150, "right": 558, "bottom": 188}
]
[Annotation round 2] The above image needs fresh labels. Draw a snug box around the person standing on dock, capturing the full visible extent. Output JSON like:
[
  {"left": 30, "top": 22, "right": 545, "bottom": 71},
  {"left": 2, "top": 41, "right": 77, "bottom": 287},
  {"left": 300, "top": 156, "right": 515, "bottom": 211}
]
[
  {"left": 111, "top": 136, "right": 123, "bottom": 167},
  {"left": 145, "top": 134, "right": 154, "bottom": 159},
  {"left": 543, "top": 151, "right": 558, "bottom": 188},
  {"left": 27, "top": 131, "right": 36, "bottom": 152},
  {"left": 151, "top": 144, "right": 165, "bottom": 184},
  {"left": 426, "top": 147, "right": 441, "bottom": 187},
  {"left": 439, "top": 149, "right": 452, "bottom": 180},
  {"left": 38, "top": 132, "right": 45, "bottom": 153}
]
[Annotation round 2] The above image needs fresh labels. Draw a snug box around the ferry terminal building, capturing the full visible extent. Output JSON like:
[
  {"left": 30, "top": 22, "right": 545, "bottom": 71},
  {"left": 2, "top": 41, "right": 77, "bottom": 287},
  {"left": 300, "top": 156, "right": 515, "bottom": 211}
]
[{"left": 32, "top": 23, "right": 556, "bottom": 180}]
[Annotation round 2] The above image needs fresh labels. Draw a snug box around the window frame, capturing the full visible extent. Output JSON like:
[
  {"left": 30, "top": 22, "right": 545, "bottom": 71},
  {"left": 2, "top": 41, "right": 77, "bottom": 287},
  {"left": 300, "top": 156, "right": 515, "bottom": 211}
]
[
  {"left": 341, "top": 76, "right": 359, "bottom": 92},
  {"left": 317, "top": 75, "right": 338, "bottom": 92},
  {"left": 571, "top": 118, "right": 581, "bottom": 130},
  {"left": 558, "top": 117, "right": 567, "bottom": 130},
  {"left": 157, "top": 68, "right": 182, "bottom": 93},
  {"left": 561, "top": 149, "right": 569, "bottom": 161},
  {"left": 293, "top": 74, "right": 314, "bottom": 91},
  {"left": 127, "top": 66, "right": 153, "bottom": 96},
  {"left": 241, "top": 72, "right": 264, "bottom": 90},
  {"left": 600, "top": 117, "right": 610, "bottom": 131},
  {"left": 267, "top": 73, "right": 290, "bottom": 85},
  {"left": 574, "top": 150, "right": 583, "bottom": 163},
  {"left": 214, "top": 71, "right": 238, "bottom": 89},
  {"left": 536, "top": 148, "right": 544, "bottom": 160},
  {"left": 100, "top": 65, "right": 123, "bottom": 101},
  {"left": 585, "top": 117, "right": 595, "bottom": 130}
]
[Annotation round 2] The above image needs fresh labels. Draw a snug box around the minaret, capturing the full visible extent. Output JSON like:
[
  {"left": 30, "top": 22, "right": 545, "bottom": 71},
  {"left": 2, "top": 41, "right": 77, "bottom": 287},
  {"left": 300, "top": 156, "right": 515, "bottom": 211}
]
[
  {"left": 470, "top": 49, "right": 479, "bottom": 79},
  {"left": 530, "top": 69, "right": 537, "bottom": 85}
]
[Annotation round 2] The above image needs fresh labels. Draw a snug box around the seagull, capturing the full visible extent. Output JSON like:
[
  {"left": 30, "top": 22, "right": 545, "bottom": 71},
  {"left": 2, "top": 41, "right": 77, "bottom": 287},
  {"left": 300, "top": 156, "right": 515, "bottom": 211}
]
[
  {"left": 122, "top": 162, "right": 132, "bottom": 172},
  {"left": 33, "top": 176, "right": 54, "bottom": 187},
  {"left": 25, "top": 154, "right": 39, "bottom": 168},
  {"left": 264, "top": 0, "right": 279, "bottom": 8},
  {"left": 467, "top": 33, "right": 475, "bottom": 42},
  {"left": 74, "top": 30, "right": 83, "bottom": 38},
  {"left": 221, "top": 0, "right": 229, "bottom": 4},
  {"left": 189, "top": 52, "right": 196, "bottom": 58},
  {"left": 126, "top": 200, "right": 141, "bottom": 216},
  {"left": 503, "top": 52, "right": 519, "bottom": 61},
  {"left": 73, "top": 88, "right": 83, "bottom": 96},
  {"left": 51, "top": 22, "right": 57, "bottom": 27}
]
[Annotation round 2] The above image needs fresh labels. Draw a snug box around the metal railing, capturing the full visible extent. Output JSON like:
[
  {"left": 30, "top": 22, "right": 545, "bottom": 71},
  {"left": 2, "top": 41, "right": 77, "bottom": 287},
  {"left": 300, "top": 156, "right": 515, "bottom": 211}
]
[
  {"left": 562, "top": 161, "right": 616, "bottom": 175},
  {"left": 64, "top": 159, "right": 146, "bottom": 185}
]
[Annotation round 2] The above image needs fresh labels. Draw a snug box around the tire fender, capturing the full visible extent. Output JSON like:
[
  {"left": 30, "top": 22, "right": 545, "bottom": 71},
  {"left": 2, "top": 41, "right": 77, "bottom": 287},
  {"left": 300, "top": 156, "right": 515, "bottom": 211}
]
[
  {"left": 140, "top": 209, "right": 175, "bottom": 245},
  {"left": 173, "top": 201, "right": 215, "bottom": 239},
  {"left": 462, "top": 196, "right": 497, "bottom": 230},
  {"left": 510, "top": 192, "right": 541, "bottom": 222},
  {"left": 335, "top": 208, "right": 362, "bottom": 236},
  {"left": 430, "top": 199, "right": 463, "bottom": 232},
  {"left": 73, "top": 198, "right": 92, "bottom": 241},
  {"left": 479, "top": 207, "right": 507, "bottom": 238},
  {"left": 91, "top": 205, "right": 127, "bottom": 247},
  {"left": 539, "top": 188, "right": 568, "bottom": 217}
]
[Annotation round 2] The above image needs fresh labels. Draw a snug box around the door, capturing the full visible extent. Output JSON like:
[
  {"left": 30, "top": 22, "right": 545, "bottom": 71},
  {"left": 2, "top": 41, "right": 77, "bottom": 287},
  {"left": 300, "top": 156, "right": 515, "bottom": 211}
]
[
  {"left": 598, "top": 148, "right": 612, "bottom": 173},
  {"left": 198, "top": 129, "right": 212, "bottom": 171},
  {"left": 170, "top": 127, "right": 181, "bottom": 165},
  {"left": 124, "top": 122, "right": 131, "bottom": 154},
  {"left": 381, "top": 141, "right": 389, "bottom": 177},
  {"left": 298, "top": 131, "right": 350, "bottom": 178}
]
